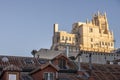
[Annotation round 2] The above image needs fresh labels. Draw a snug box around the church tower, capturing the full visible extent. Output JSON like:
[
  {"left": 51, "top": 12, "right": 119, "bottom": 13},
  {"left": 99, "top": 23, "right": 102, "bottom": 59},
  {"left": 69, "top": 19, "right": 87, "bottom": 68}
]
[{"left": 92, "top": 11, "right": 109, "bottom": 34}]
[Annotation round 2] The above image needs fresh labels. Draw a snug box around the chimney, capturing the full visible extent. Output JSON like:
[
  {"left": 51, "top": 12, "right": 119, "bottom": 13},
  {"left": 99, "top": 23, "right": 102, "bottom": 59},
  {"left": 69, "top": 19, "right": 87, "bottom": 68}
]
[
  {"left": 89, "top": 52, "right": 92, "bottom": 76},
  {"left": 65, "top": 38, "right": 69, "bottom": 57},
  {"left": 66, "top": 45, "right": 69, "bottom": 57},
  {"left": 54, "top": 24, "right": 58, "bottom": 34},
  {"left": 78, "top": 51, "right": 83, "bottom": 71}
]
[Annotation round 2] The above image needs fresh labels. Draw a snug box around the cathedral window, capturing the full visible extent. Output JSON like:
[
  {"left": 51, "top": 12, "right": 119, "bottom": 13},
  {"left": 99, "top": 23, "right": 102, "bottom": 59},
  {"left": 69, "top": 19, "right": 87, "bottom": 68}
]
[
  {"left": 99, "top": 42, "right": 101, "bottom": 47},
  {"left": 73, "top": 37, "right": 75, "bottom": 42},
  {"left": 62, "top": 36, "right": 64, "bottom": 40},
  {"left": 105, "top": 42, "right": 107, "bottom": 46},
  {"left": 91, "top": 38, "right": 93, "bottom": 42},
  {"left": 111, "top": 43, "right": 113, "bottom": 46},
  {"left": 69, "top": 37, "right": 71, "bottom": 41},
  {"left": 91, "top": 44, "right": 93, "bottom": 48},
  {"left": 66, "top": 37, "right": 68, "bottom": 40},
  {"left": 102, "top": 42, "right": 104, "bottom": 45},
  {"left": 89, "top": 28, "right": 93, "bottom": 32}
]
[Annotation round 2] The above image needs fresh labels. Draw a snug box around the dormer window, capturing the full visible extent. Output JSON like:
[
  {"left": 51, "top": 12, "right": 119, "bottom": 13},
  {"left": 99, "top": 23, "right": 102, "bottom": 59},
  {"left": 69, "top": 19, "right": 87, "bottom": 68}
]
[
  {"left": 44, "top": 72, "right": 54, "bottom": 80},
  {"left": 58, "top": 58, "right": 66, "bottom": 69},
  {"left": 9, "top": 74, "right": 16, "bottom": 80},
  {"left": 24, "top": 58, "right": 34, "bottom": 64}
]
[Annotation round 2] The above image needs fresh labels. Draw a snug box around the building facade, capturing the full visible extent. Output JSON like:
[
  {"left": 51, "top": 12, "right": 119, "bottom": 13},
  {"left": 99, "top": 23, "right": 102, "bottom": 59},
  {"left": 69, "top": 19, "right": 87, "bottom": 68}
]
[
  {"left": 32, "top": 48, "right": 120, "bottom": 64},
  {"left": 51, "top": 12, "right": 114, "bottom": 53},
  {"left": 1, "top": 52, "right": 120, "bottom": 80}
]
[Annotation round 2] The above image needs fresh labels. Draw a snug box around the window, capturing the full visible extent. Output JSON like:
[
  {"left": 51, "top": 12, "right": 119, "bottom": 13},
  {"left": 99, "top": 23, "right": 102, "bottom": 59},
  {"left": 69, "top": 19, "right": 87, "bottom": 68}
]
[
  {"left": 89, "top": 28, "right": 93, "bottom": 32},
  {"left": 44, "top": 72, "right": 54, "bottom": 80},
  {"left": 66, "top": 37, "right": 68, "bottom": 40},
  {"left": 111, "top": 43, "right": 113, "bottom": 46},
  {"left": 62, "top": 36, "right": 64, "bottom": 40},
  {"left": 102, "top": 42, "right": 104, "bottom": 45},
  {"left": 58, "top": 58, "right": 66, "bottom": 69},
  {"left": 91, "top": 38, "right": 93, "bottom": 42},
  {"left": 73, "top": 37, "right": 75, "bottom": 41},
  {"left": 69, "top": 37, "right": 71, "bottom": 41},
  {"left": 9, "top": 74, "right": 16, "bottom": 80},
  {"left": 99, "top": 42, "right": 101, "bottom": 47},
  {"left": 105, "top": 42, "right": 107, "bottom": 46},
  {"left": 91, "top": 44, "right": 93, "bottom": 48}
]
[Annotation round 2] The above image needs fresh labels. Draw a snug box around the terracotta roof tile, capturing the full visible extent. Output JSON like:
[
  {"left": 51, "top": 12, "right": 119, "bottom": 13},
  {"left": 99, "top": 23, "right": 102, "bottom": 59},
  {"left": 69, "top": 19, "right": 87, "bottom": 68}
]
[
  {"left": 80, "top": 63, "right": 120, "bottom": 80},
  {"left": 0, "top": 55, "right": 41, "bottom": 69},
  {"left": 3, "top": 64, "right": 22, "bottom": 71}
]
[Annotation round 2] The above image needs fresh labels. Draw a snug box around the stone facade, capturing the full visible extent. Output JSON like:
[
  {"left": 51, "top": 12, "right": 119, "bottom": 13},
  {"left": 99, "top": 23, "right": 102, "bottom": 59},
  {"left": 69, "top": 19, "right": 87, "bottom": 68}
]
[{"left": 51, "top": 12, "right": 114, "bottom": 53}]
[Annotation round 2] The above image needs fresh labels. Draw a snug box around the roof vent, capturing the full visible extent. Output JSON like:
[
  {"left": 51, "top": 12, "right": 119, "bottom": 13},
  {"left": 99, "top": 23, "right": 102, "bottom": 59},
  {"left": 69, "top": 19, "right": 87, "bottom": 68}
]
[{"left": 2, "top": 57, "right": 9, "bottom": 62}]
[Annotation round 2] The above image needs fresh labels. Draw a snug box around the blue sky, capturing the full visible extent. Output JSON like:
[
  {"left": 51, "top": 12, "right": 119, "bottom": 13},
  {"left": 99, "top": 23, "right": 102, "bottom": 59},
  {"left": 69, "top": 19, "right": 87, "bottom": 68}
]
[{"left": 0, "top": 0, "right": 120, "bottom": 56}]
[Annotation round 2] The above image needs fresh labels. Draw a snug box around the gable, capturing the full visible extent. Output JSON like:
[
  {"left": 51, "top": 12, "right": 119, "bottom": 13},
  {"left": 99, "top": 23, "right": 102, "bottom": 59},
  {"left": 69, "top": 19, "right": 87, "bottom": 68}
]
[
  {"left": 30, "top": 63, "right": 58, "bottom": 75},
  {"left": 53, "top": 54, "right": 69, "bottom": 61}
]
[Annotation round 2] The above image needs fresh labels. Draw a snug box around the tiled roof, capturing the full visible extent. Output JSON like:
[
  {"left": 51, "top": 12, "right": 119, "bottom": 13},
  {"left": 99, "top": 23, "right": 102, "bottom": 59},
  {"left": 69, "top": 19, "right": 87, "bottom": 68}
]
[
  {"left": 1, "top": 54, "right": 120, "bottom": 80},
  {"left": 0, "top": 55, "right": 42, "bottom": 69},
  {"left": 20, "top": 72, "right": 33, "bottom": 80},
  {"left": 58, "top": 73, "right": 85, "bottom": 80},
  {"left": 80, "top": 63, "right": 120, "bottom": 80},
  {"left": 3, "top": 64, "right": 22, "bottom": 71},
  {"left": 35, "top": 48, "right": 64, "bottom": 59}
]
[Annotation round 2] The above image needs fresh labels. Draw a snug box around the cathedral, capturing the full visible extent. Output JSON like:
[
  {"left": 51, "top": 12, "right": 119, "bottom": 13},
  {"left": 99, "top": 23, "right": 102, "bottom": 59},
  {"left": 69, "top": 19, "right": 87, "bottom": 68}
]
[{"left": 51, "top": 12, "right": 115, "bottom": 53}]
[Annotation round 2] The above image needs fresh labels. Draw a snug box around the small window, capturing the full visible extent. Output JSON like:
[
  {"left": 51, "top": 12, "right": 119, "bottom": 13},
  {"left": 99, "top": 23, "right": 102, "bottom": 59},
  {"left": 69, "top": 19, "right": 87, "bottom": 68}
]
[
  {"left": 102, "top": 42, "right": 104, "bottom": 45},
  {"left": 91, "top": 44, "right": 93, "bottom": 48},
  {"left": 9, "top": 74, "right": 16, "bottom": 80},
  {"left": 89, "top": 28, "right": 93, "bottom": 32},
  {"left": 73, "top": 37, "right": 75, "bottom": 41},
  {"left": 66, "top": 37, "right": 68, "bottom": 40},
  {"left": 44, "top": 72, "right": 54, "bottom": 80},
  {"left": 69, "top": 37, "right": 71, "bottom": 41},
  {"left": 58, "top": 58, "right": 66, "bottom": 69},
  {"left": 99, "top": 42, "right": 101, "bottom": 47},
  {"left": 62, "top": 36, "right": 64, "bottom": 40},
  {"left": 111, "top": 43, "right": 113, "bottom": 46},
  {"left": 105, "top": 42, "right": 107, "bottom": 46},
  {"left": 91, "top": 38, "right": 93, "bottom": 42}
]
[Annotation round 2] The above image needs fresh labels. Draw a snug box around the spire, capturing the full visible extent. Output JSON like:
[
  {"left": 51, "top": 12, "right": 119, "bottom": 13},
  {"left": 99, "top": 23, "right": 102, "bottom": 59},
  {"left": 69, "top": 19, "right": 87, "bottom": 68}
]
[
  {"left": 97, "top": 11, "right": 100, "bottom": 16},
  {"left": 104, "top": 12, "right": 106, "bottom": 17}
]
